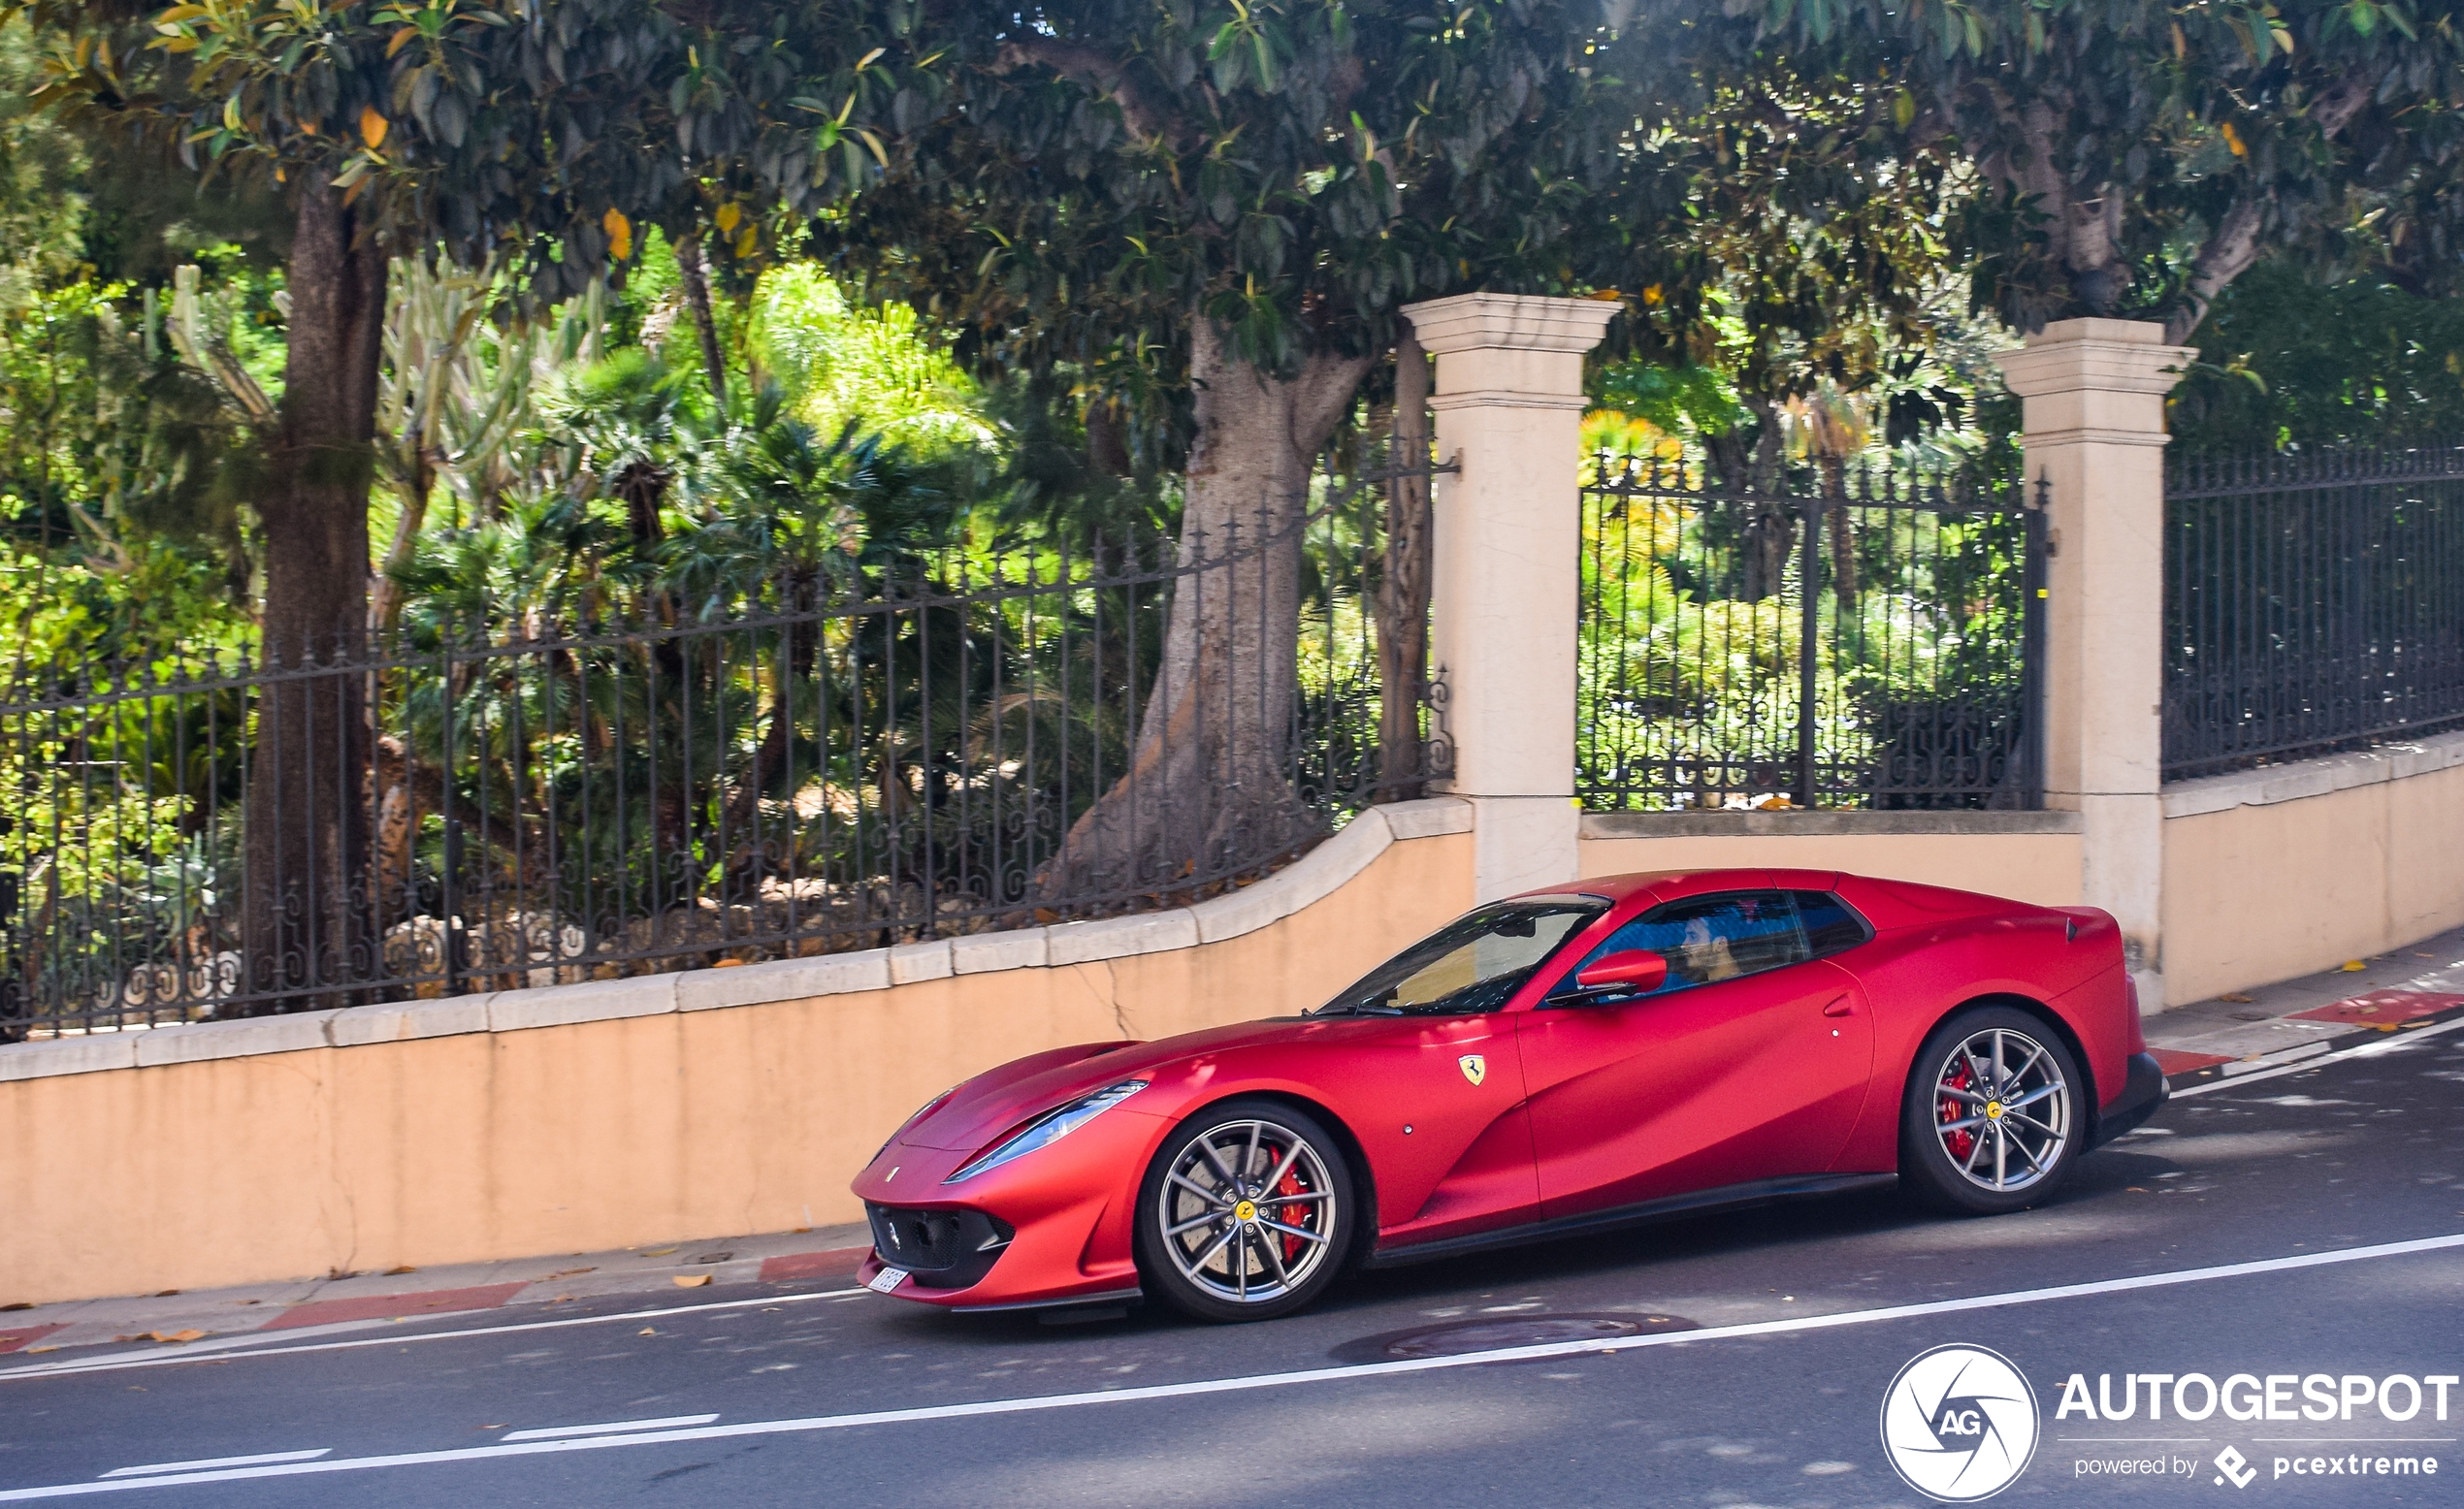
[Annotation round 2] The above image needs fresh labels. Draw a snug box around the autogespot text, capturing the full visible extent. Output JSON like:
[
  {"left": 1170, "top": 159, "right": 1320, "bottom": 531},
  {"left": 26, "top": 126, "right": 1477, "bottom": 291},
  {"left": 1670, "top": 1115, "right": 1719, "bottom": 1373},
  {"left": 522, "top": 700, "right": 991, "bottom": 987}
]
[{"left": 2056, "top": 1370, "right": 2455, "bottom": 1489}]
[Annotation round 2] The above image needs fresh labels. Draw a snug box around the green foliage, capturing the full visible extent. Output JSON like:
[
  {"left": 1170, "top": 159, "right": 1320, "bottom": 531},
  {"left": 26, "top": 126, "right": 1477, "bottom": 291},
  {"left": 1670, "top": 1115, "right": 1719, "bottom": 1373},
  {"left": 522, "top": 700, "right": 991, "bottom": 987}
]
[
  {"left": 1751, "top": 0, "right": 2464, "bottom": 335},
  {"left": 814, "top": 0, "right": 1685, "bottom": 457},
  {"left": 0, "top": 275, "right": 260, "bottom": 662},
  {"left": 748, "top": 265, "right": 990, "bottom": 455},
  {"left": 12, "top": 0, "right": 939, "bottom": 305},
  {"left": 1591, "top": 361, "right": 1746, "bottom": 438},
  {"left": 2169, "top": 257, "right": 2464, "bottom": 452}
]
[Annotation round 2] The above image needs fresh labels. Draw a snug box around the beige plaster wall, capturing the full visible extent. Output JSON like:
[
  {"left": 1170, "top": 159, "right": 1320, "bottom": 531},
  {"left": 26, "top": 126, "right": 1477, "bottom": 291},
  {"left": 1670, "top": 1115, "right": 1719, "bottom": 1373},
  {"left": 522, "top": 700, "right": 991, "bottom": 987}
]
[
  {"left": 2162, "top": 762, "right": 2464, "bottom": 1004},
  {"left": 1576, "top": 823, "right": 2086, "bottom": 909},
  {"left": 0, "top": 834, "right": 1473, "bottom": 1306}
]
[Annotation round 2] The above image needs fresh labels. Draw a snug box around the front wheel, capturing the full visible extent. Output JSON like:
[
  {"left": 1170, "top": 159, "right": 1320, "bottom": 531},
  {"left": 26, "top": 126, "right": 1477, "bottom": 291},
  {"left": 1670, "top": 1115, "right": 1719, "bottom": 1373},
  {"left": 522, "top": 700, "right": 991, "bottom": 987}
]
[
  {"left": 1900, "top": 1006, "right": 2086, "bottom": 1215},
  {"left": 1135, "top": 1098, "right": 1355, "bottom": 1323}
]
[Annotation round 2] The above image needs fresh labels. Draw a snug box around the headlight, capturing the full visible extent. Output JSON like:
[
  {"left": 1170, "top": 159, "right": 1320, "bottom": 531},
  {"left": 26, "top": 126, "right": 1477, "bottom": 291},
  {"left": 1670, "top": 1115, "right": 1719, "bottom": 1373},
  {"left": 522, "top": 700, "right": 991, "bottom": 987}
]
[
  {"left": 944, "top": 1080, "right": 1149, "bottom": 1184},
  {"left": 874, "top": 1085, "right": 958, "bottom": 1163}
]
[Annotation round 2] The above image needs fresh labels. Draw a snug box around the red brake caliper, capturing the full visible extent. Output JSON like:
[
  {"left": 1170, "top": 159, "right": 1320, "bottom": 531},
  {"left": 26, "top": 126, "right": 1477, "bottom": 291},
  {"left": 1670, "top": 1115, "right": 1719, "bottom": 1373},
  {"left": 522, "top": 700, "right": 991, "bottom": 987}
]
[
  {"left": 1940, "top": 1063, "right": 1976, "bottom": 1162},
  {"left": 1276, "top": 1167, "right": 1308, "bottom": 1261}
]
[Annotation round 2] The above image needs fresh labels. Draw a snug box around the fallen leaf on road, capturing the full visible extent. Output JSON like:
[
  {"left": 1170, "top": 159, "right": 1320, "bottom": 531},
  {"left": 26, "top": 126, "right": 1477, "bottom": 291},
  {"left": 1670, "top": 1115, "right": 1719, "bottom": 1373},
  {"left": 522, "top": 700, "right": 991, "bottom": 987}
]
[
  {"left": 638, "top": 1328, "right": 658, "bottom": 1335},
  {"left": 2341, "top": 960, "right": 2368, "bottom": 972},
  {"left": 146, "top": 1331, "right": 207, "bottom": 1344},
  {"left": 2219, "top": 993, "right": 2253, "bottom": 1003},
  {"left": 24, "top": 1346, "right": 58, "bottom": 1354},
  {"left": 673, "top": 1274, "right": 712, "bottom": 1288},
  {"left": 544, "top": 1268, "right": 596, "bottom": 1279},
  {"left": 383, "top": 1266, "right": 417, "bottom": 1276},
  {"left": 637, "top": 1247, "right": 679, "bottom": 1258}
]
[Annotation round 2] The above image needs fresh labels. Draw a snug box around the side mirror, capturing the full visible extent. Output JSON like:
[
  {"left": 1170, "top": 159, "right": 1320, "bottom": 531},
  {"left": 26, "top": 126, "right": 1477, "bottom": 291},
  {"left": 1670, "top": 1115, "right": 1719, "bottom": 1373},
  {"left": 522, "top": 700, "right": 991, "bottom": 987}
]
[{"left": 1568, "top": 948, "right": 1668, "bottom": 999}]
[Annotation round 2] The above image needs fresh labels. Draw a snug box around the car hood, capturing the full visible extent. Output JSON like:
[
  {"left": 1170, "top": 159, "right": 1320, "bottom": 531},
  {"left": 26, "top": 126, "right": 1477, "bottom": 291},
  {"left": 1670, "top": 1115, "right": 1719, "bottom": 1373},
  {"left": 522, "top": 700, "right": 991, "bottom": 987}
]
[{"left": 892, "top": 1016, "right": 1342, "bottom": 1153}]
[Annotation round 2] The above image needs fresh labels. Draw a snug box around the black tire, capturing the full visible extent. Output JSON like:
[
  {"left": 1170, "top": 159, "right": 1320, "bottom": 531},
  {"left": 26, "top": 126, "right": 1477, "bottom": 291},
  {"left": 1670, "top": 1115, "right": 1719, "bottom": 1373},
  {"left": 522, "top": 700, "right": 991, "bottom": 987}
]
[
  {"left": 1134, "top": 1098, "right": 1357, "bottom": 1323},
  {"left": 1900, "top": 1005, "right": 2088, "bottom": 1215}
]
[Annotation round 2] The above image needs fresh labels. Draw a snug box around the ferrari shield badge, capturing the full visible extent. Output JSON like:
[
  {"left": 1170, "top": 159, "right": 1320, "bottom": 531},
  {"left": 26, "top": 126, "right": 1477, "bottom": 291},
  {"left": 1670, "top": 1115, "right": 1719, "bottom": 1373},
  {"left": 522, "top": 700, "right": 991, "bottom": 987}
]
[{"left": 1458, "top": 1053, "right": 1486, "bottom": 1086}]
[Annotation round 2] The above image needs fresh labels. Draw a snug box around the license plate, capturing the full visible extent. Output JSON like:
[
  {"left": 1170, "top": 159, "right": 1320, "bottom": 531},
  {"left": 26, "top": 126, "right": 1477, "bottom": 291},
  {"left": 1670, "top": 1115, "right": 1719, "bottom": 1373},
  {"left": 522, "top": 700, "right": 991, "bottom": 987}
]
[{"left": 866, "top": 1266, "right": 909, "bottom": 1294}]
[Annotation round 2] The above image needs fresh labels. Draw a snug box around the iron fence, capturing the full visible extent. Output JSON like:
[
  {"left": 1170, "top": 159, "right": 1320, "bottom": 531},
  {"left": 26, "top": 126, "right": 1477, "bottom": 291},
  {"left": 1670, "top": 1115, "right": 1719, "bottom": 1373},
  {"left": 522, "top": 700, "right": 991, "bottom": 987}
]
[
  {"left": 1576, "top": 457, "right": 2044, "bottom": 811},
  {"left": 2164, "top": 441, "right": 2464, "bottom": 781},
  {"left": 0, "top": 468, "right": 1445, "bottom": 1038}
]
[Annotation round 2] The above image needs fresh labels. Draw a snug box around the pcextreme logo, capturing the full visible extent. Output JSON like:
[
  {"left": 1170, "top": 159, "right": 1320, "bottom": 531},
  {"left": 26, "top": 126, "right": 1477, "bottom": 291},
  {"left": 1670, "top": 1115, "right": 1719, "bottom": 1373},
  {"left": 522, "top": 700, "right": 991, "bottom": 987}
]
[{"left": 1880, "top": 1344, "right": 2043, "bottom": 1502}]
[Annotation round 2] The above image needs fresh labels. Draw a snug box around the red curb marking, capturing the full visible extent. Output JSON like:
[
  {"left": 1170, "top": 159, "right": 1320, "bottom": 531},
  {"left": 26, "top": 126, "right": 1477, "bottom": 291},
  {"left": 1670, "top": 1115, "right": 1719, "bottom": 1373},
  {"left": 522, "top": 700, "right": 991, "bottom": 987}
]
[
  {"left": 758, "top": 1247, "right": 869, "bottom": 1284},
  {"left": 261, "top": 1282, "right": 527, "bottom": 1332},
  {"left": 2152, "top": 1048, "right": 2232, "bottom": 1076},
  {"left": 0, "top": 1324, "right": 65, "bottom": 1355},
  {"left": 2291, "top": 990, "right": 2464, "bottom": 1027}
]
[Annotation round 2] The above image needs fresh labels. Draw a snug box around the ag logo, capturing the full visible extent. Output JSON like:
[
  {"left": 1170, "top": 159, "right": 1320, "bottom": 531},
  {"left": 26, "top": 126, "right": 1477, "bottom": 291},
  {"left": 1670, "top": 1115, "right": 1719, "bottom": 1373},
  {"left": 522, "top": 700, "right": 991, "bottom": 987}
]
[
  {"left": 1879, "top": 1344, "right": 2040, "bottom": 1501},
  {"left": 1457, "top": 1054, "right": 1486, "bottom": 1086},
  {"left": 2214, "top": 1446, "right": 2257, "bottom": 1489}
]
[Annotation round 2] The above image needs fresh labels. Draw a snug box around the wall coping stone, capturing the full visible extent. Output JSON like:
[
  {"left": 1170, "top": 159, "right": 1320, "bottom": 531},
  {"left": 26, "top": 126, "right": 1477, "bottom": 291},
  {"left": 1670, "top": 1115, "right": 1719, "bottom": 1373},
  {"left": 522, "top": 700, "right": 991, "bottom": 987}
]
[
  {"left": 0, "top": 798, "right": 1472, "bottom": 1083},
  {"left": 1580, "top": 810, "right": 2083, "bottom": 839},
  {"left": 2159, "top": 727, "right": 2464, "bottom": 819}
]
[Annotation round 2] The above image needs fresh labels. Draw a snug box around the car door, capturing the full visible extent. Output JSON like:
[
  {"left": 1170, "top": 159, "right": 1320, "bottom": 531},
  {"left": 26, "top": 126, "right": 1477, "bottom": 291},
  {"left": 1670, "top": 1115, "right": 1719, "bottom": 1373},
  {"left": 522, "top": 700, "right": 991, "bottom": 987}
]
[
  {"left": 1309, "top": 895, "right": 1609, "bottom": 1248},
  {"left": 1516, "top": 889, "right": 1875, "bottom": 1220}
]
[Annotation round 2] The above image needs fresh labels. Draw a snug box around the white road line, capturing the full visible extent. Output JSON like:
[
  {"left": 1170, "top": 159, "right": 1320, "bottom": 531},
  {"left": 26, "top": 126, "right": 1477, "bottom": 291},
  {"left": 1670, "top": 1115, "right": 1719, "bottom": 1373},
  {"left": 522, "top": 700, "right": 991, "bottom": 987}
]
[
  {"left": 2170, "top": 1011, "right": 2464, "bottom": 1097},
  {"left": 97, "top": 1452, "right": 329, "bottom": 1479},
  {"left": 2, "top": 1231, "right": 2459, "bottom": 1502},
  {"left": 0, "top": 1290, "right": 867, "bottom": 1384},
  {"left": 501, "top": 1415, "right": 718, "bottom": 1442}
]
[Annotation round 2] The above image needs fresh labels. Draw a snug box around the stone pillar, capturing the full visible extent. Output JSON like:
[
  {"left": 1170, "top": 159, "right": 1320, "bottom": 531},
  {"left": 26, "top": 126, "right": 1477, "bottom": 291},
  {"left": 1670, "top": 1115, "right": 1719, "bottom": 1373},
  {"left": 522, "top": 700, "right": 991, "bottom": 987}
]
[
  {"left": 1994, "top": 319, "right": 2192, "bottom": 1010},
  {"left": 1401, "top": 292, "right": 1619, "bottom": 902}
]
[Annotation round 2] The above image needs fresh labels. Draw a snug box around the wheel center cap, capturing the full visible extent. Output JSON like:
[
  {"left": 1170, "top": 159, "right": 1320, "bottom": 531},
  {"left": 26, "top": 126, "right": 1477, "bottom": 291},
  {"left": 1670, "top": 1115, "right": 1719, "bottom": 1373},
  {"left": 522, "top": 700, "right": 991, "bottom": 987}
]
[
  {"left": 1985, "top": 1101, "right": 2004, "bottom": 1120},
  {"left": 1233, "top": 1199, "right": 1258, "bottom": 1223}
]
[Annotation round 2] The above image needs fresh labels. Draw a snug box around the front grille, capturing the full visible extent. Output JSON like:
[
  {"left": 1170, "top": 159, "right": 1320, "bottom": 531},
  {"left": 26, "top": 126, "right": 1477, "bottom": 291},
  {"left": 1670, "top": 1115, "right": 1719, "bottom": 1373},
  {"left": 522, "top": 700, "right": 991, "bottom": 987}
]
[{"left": 865, "top": 1204, "right": 1015, "bottom": 1290}]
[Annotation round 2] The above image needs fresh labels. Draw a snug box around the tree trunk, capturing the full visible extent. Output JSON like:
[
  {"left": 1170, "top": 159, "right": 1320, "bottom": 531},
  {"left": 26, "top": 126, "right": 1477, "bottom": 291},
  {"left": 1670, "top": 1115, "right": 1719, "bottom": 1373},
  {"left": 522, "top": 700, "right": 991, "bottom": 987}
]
[
  {"left": 240, "top": 183, "right": 388, "bottom": 1013},
  {"left": 369, "top": 450, "right": 435, "bottom": 642},
  {"left": 677, "top": 234, "right": 728, "bottom": 407},
  {"left": 1034, "top": 321, "right": 1372, "bottom": 901},
  {"left": 1822, "top": 454, "right": 1856, "bottom": 608},
  {"left": 1733, "top": 400, "right": 1793, "bottom": 603},
  {"left": 1375, "top": 326, "right": 1432, "bottom": 802}
]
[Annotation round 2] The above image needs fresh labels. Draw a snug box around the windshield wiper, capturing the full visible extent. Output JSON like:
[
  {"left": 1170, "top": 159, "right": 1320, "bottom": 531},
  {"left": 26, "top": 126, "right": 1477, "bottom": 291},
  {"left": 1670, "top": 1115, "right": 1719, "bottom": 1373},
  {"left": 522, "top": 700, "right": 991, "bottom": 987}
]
[{"left": 1310, "top": 1002, "right": 1404, "bottom": 1017}]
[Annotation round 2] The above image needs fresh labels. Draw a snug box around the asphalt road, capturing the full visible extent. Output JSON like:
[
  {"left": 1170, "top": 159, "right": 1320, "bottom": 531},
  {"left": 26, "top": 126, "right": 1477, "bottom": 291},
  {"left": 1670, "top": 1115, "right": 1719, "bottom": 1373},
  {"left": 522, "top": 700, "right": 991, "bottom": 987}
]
[{"left": 5, "top": 1024, "right": 2462, "bottom": 1508}]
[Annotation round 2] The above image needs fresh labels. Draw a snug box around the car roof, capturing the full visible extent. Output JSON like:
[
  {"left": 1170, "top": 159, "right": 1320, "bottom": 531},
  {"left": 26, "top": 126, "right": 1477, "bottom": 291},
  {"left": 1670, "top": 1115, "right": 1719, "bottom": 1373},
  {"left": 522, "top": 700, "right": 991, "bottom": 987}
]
[{"left": 1507, "top": 868, "right": 1842, "bottom": 908}]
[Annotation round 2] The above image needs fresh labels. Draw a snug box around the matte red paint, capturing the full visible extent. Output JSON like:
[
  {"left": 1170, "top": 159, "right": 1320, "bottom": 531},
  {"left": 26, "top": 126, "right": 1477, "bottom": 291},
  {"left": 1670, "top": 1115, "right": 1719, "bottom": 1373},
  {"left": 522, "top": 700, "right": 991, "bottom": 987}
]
[{"left": 849, "top": 869, "right": 2143, "bottom": 1311}]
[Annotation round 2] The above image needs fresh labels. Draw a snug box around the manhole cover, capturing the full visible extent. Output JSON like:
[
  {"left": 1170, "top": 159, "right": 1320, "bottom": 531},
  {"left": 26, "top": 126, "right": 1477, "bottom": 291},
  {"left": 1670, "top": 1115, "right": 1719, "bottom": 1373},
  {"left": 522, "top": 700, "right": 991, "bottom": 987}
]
[{"left": 1330, "top": 1311, "right": 1697, "bottom": 1365}]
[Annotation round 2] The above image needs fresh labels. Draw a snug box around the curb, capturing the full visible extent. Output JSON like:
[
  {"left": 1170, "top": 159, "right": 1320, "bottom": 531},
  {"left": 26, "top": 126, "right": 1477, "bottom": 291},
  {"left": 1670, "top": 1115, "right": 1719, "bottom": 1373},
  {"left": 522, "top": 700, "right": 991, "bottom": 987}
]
[
  {"left": 2151, "top": 990, "right": 2464, "bottom": 1090},
  {"left": 0, "top": 1243, "right": 873, "bottom": 1363}
]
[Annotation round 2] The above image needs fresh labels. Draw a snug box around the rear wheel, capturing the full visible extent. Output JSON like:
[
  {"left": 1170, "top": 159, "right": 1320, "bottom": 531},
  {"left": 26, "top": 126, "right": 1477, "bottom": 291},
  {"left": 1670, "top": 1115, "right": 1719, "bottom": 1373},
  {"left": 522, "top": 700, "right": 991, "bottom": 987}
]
[
  {"left": 1900, "top": 1006, "right": 2085, "bottom": 1215},
  {"left": 1135, "top": 1098, "right": 1354, "bottom": 1323}
]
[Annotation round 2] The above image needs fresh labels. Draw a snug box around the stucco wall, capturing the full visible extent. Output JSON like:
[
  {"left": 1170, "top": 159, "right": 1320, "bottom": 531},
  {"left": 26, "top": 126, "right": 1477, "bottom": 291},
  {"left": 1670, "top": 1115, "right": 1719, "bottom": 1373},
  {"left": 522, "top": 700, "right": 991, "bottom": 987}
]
[
  {"left": 2160, "top": 733, "right": 2464, "bottom": 1004},
  {"left": 1577, "top": 812, "right": 2086, "bottom": 907},
  {"left": 0, "top": 823, "right": 1474, "bottom": 1306}
]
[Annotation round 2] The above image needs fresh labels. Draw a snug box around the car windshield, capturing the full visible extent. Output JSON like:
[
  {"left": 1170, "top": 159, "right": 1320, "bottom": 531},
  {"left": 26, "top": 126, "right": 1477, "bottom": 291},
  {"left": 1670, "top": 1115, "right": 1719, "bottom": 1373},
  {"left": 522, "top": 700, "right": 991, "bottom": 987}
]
[{"left": 1314, "top": 898, "right": 1609, "bottom": 1016}]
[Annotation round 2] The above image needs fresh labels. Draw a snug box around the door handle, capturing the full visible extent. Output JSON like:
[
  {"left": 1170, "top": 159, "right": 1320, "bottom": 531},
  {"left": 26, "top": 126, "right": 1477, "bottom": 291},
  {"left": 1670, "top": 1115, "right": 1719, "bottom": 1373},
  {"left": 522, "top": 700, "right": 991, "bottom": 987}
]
[{"left": 1821, "top": 997, "right": 1854, "bottom": 1017}]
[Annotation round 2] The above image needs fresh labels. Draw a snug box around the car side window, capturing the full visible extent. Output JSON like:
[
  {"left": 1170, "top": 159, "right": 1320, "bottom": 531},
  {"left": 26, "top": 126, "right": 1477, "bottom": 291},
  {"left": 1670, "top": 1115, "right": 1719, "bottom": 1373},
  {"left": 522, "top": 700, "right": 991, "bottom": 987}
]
[
  {"left": 1555, "top": 890, "right": 1809, "bottom": 999},
  {"left": 1794, "top": 890, "right": 1872, "bottom": 957}
]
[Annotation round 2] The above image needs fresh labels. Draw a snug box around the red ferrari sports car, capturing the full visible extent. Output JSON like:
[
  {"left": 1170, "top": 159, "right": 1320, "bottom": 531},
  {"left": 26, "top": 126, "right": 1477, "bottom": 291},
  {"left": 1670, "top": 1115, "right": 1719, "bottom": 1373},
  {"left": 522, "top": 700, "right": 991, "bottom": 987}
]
[{"left": 852, "top": 868, "right": 2166, "bottom": 1322}]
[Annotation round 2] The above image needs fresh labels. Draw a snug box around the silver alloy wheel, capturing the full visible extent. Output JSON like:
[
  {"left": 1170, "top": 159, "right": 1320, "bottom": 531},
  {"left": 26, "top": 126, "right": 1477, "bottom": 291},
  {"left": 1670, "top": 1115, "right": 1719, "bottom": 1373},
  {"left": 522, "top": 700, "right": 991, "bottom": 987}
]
[
  {"left": 1155, "top": 1116, "right": 1339, "bottom": 1305},
  {"left": 1929, "top": 1026, "right": 2073, "bottom": 1193}
]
